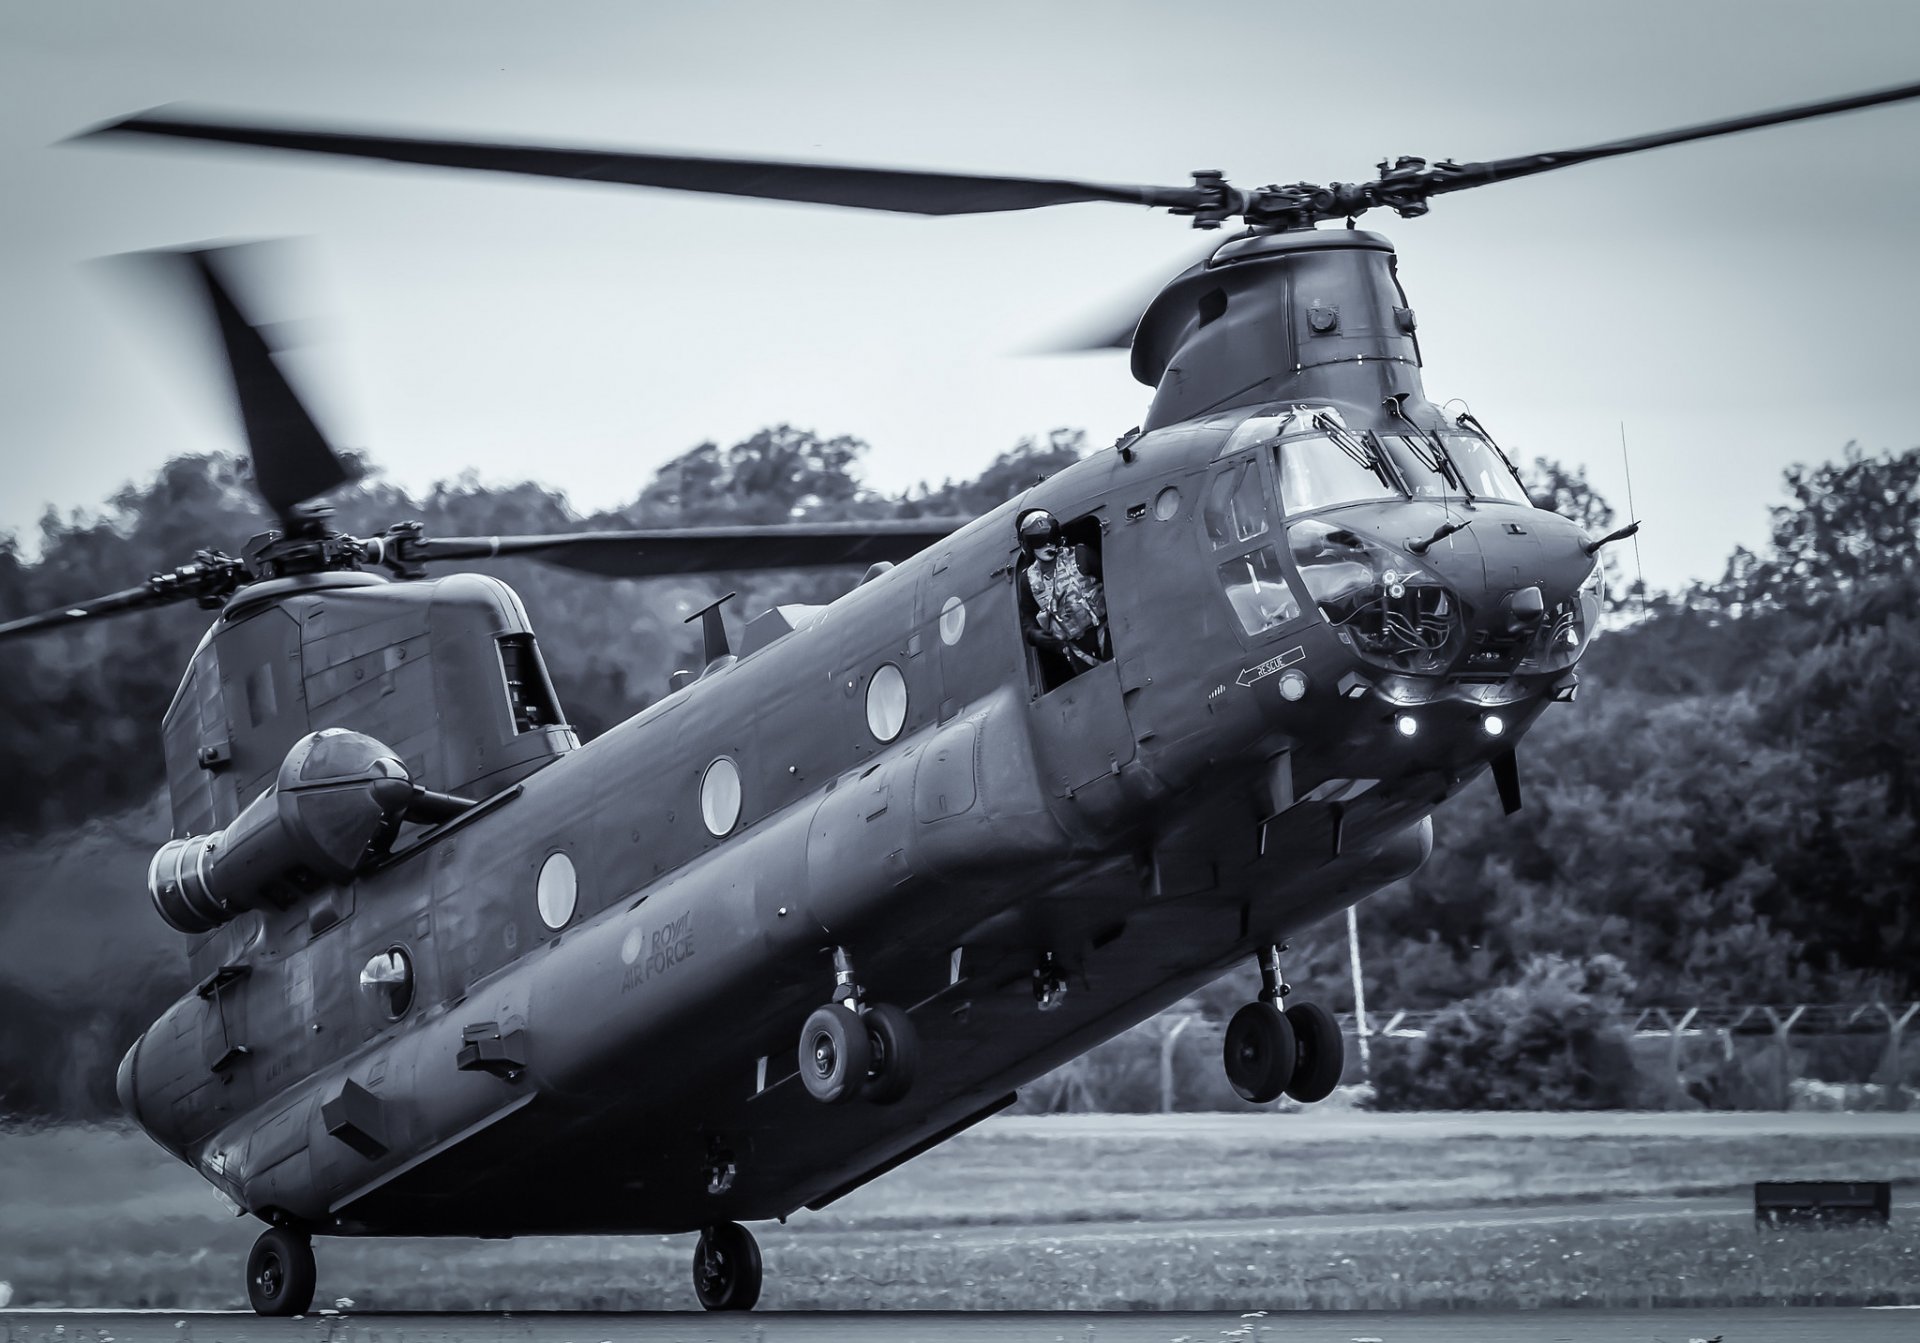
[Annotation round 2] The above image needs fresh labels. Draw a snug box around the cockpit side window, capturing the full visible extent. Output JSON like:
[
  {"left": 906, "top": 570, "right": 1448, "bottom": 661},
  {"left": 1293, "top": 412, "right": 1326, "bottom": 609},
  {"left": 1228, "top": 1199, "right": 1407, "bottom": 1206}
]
[
  {"left": 1202, "top": 458, "right": 1271, "bottom": 547},
  {"left": 1203, "top": 453, "right": 1303, "bottom": 639}
]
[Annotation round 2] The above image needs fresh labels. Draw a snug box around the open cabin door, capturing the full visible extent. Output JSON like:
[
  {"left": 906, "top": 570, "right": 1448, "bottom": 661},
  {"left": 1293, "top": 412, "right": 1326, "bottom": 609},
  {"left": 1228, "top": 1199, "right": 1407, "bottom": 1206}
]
[{"left": 1016, "top": 509, "right": 1136, "bottom": 800}]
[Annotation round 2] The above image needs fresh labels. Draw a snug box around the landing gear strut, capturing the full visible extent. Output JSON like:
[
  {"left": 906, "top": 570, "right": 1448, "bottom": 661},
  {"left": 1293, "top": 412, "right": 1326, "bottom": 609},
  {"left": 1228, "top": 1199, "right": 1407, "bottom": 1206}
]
[
  {"left": 797, "top": 946, "right": 918, "bottom": 1105},
  {"left": 692, "top": 1221, "right": 762, "bottom": 1311},
  {"left": 246, "top": 1225, "right": 316, "bottom": 1316},
  {"left": 1222, "top": 944, "right": 1345, "bottom": 1104}
]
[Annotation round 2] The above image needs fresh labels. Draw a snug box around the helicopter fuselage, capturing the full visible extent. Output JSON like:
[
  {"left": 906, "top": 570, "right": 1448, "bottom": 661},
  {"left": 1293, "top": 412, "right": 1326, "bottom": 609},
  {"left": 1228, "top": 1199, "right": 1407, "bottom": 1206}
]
[{"left": 120, "top": 355, "right": 1597, "bottom": 1237}]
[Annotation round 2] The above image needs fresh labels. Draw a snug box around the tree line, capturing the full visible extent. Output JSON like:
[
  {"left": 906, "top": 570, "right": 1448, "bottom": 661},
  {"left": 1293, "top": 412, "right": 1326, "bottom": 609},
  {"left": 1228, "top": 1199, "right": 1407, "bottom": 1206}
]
[{"left": 1, "top": 430, "right": 1915, "bottom": 1116}]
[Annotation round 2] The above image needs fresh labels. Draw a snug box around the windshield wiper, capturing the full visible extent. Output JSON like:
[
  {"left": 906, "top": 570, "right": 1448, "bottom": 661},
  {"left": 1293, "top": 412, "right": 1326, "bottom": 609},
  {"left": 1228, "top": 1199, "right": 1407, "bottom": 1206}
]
[
  {"left": 1313, "top": 413, "right": 1396, "bottom": 489},
  {"left": 1424, "top": 430, "right": 1476, "bottom": 504}
]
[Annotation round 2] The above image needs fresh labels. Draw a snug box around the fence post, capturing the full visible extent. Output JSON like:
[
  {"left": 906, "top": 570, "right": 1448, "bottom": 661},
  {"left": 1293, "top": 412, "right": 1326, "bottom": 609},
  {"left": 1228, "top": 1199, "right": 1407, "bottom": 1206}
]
[
  {"left": 1662, "top": 1007, "right": 1697, "bottom": 1102},
  {"left": 1762, "top": 1005, "right": 1806, "bottom": 1110},
  {"left": 1347, "top": 904, "right": 1372, "bottom": 1074},
  {"left": 1879, "top": 1003, "right": 1918, "bottom": 1108},
  {"left": 1160, "top": 1017, "right": 1192, "bottom": 1114}
]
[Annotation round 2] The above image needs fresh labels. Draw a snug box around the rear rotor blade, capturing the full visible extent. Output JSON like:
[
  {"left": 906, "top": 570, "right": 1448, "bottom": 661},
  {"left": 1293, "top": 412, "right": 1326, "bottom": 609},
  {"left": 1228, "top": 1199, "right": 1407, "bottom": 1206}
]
[
  {"left": 412, "top": 519, "right": 970, "bottom": 578},
  {"left": 86, "top": 111, "right": 1208, "bottom": 217},
  {"left": 0, "top": 585, "right": 181, "bottom": 643},
  {"left": 181, "top": 246, "right": 357, "bottom": 524},
  {"left": 1424, "top": 78, "right": 1920, "bottom": 199},
  {"left": 0, "top": 551, "right": 245, "bottom": 643}
]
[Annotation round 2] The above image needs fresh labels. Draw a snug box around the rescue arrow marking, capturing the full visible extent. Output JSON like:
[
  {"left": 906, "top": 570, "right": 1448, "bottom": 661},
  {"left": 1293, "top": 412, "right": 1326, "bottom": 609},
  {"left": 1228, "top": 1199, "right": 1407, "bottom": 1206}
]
[{"left": 1236, "top": 645, "right": 1306, "bottom": 687}]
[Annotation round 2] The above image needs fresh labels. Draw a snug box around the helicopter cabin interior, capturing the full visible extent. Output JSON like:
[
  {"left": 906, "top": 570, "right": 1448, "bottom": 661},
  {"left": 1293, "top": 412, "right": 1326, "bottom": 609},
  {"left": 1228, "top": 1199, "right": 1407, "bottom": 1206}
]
[{"left": 1017, "top": 512, "right": 1111, "bottom": 695}]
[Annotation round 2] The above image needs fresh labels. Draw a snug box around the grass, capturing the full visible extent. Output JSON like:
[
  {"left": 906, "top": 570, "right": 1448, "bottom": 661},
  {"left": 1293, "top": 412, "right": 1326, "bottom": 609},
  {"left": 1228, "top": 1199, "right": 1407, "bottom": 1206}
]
[{"left": 3, "top": 1114, "right": 1918, "bottom": 1310}]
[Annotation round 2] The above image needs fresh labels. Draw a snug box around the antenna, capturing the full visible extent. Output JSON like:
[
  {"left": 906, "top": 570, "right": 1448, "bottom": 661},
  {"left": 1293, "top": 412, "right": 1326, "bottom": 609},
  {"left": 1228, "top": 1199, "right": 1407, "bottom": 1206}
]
[{"left": 1618, "top": 423, "right": 1647, "bottom": 618}]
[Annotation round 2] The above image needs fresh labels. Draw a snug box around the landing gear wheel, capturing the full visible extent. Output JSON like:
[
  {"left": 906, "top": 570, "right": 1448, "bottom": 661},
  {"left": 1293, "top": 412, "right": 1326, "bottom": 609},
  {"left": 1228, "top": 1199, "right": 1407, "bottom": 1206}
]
[
  {"left": 799, "top": 1004, "right": 872, "bottom": 1104},
  {"left": 861, "top": 1002, "right": 919, "bottom": 1105},
  {"left": 1223, "top": 1001, "right": 1296, "bottom": 1103},
  {"left": 1285, "top": 1000, "right": 1346, "bottom": 1103},
  {"left": 692, "top": 1221, "right": 762, "bottom": 1311},
  {"left": 246, "top": 1225, "right": 316, "bottom": 1316}
]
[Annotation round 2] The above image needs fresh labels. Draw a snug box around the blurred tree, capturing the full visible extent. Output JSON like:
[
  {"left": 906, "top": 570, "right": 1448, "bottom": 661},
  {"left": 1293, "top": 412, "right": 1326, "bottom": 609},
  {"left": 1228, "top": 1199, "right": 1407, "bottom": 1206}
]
[{"left": 1370, "top": 954, "right": 1640, "bottom": 1111}]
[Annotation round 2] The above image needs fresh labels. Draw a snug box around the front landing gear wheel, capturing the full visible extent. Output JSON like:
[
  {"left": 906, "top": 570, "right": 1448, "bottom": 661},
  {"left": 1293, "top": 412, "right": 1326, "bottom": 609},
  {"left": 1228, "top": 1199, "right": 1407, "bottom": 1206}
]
[
  {"left": 246, "top": 1226, "right": 316, "bottom": 1316},
  {"left": 861, "top": 1002, "right": 919, "bottom": 1105},
  {"left": 1223, "top": 1001, "right": 1296, "bottom": 1103},
  {"left": 800, "top": 1004, "right": 871, "bottom": 1104},
  {"left": 1285, "top": 1000, "right": 1346, "bottom": 1103},
  {"left": 693, "top": 1221, "right": 763, "bottom": 1311}
]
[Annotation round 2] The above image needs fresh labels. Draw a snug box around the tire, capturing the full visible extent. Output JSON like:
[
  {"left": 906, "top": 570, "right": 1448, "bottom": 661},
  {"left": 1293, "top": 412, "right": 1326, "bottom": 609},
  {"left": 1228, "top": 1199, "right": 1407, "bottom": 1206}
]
[
  {"left": 692, "top": 1221, "right": 763, "bottom": 1311},
  {"left": 1223, "top": 1001, "right": 1295, "bottom": 1104},
  {"left": 861, "top": 1003, "right": 919, "bottom": 1105},
  {"left": 1285, "top": 1000, "right": 1346, "bottom": 1103},
  {"left": 246, "top": 1225, "right": 316, "bottom": 1317},
  {"left": 799, "top": 1003, "right": 871, "bottom": 1104}
]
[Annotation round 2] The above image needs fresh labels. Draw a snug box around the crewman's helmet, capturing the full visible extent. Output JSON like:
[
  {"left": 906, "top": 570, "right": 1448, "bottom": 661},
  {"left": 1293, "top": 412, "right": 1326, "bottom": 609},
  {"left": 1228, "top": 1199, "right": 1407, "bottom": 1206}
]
[{"left": 1017, "top": 509, "right": 1061, "bottom": 554}]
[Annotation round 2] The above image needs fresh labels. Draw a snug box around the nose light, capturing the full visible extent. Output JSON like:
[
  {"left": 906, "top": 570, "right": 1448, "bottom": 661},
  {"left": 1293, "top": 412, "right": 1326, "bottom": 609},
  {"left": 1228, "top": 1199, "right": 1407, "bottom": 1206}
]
[
  {"left": 1482, "top": 712, "right": 1507, "bottom": 737},
  {"left": 1394, "top": 713, "right": 1419, "bottom": 738}
]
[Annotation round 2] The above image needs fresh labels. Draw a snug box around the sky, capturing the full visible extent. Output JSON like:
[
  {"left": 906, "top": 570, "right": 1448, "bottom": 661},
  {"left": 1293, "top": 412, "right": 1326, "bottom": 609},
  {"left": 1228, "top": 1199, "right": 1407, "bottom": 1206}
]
[{"left": 2, "top": 0, "right": 1918, "bottom": 594}]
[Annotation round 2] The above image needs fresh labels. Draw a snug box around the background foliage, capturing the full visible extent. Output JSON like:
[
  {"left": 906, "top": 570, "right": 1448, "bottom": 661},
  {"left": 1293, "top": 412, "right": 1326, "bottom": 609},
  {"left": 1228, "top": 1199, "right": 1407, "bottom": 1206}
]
[{"left": 3, "top": 431, "right": 1916, "bottom": 1116}]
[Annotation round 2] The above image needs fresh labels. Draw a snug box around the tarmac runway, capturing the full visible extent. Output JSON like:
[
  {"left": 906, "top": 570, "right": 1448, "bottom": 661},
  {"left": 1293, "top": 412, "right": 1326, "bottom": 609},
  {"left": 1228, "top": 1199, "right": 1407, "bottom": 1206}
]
[{"left": 6, "top": 1307, "right": 1920, "bottom": 1342}]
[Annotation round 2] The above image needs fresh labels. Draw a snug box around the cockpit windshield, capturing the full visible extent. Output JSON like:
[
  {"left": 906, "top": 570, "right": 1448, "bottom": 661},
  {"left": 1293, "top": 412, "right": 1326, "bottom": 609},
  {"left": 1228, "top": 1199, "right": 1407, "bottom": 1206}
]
[
  {"left": 1275, "top": 420, "right": 1401, "bottom": 514},
  {"left": 1380, "top": 432, "right": 1532, "bottom": 506}
]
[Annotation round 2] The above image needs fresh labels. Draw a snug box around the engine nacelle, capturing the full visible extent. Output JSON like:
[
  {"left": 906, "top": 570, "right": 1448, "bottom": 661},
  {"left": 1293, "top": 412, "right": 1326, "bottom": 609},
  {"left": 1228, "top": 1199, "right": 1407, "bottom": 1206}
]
[{"left": 148, "top": 729, "right": 412, "bottom": 933}]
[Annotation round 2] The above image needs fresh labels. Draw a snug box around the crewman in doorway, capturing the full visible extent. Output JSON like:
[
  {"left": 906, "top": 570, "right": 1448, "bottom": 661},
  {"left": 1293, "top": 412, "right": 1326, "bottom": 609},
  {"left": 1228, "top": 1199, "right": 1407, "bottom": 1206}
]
[{"left": 1017, "top": 509, "right": 1109, "bottom": 685}]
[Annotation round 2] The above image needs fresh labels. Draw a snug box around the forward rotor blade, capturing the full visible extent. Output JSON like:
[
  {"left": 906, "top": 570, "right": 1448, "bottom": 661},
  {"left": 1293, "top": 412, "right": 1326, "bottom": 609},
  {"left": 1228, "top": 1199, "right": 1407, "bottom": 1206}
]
[
  {"left": 0, "top": 583, "right": 192, "bottom": 644},
  {"left": 1424, "top": 78, "right": 1920, "bottom": 199},
  {"left": 86, "top": 111, "right": 1208, "bottom": 217},
  {"left": 181, "top": 246, "right": 358, "bottom": 523},
  {"left": 412, "top": 519, "right": 971, "bottom": 578}
]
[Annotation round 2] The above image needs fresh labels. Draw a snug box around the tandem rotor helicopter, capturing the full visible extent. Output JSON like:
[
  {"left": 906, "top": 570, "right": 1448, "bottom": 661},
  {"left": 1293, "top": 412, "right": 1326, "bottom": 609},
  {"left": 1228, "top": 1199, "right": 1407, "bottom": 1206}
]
[{"left": 5, "top": 79, "right": 1918, "bottom": 1314}]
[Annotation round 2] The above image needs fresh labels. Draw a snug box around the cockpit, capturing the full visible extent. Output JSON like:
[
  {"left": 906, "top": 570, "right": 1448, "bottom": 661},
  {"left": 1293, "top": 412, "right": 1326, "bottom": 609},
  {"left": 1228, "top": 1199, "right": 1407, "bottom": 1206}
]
[{"left": 1205, "top": 406, "right": 1600, "bottom": 679}]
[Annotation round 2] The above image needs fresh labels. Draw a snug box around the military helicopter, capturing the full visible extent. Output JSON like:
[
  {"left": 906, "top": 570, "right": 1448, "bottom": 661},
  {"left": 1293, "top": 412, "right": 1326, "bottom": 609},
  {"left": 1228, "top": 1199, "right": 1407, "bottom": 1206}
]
[{"left": 6, "top": 79, "right": 1918, "bottom": 1315}]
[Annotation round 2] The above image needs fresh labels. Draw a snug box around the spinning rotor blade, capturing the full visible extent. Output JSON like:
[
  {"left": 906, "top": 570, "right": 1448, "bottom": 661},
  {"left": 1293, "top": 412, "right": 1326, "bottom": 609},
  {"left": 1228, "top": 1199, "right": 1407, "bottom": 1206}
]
[
  {"left": 1034, "top": 241, "right": 1222, "bottom": 353},
  {"left": 1416, "top": 77, "right": 1920, "bottom": 202},
  {"left": 86, "top": 111, "right": 1208, "bottom": 217},
  {"left": 411, "top": 519, "right": 971, "bottom": 578},
  {"left": 115, "top": 244, "right": 358, "bottom": 526},
  {"left": 0, "top": 552, "right": 246, "bottom": 645},
  {"left": 0, "top": 583, "right": 184, "bottom": 643},
  {"left": 178, "top": 246, "right": 358, "bottom": 525}
]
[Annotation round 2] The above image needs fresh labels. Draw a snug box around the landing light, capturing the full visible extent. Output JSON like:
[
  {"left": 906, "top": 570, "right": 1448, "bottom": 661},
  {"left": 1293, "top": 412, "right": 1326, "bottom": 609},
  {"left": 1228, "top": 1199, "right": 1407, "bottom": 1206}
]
[
  {"left": 1394, "top": 713, "right": 1419, "bottom": 738},
  {"left": 1277, "top": 669, "right": 1309, "bottom": 702},
  {"left": 1482, "top": 713, "right": 1507, "bottom": 737}
]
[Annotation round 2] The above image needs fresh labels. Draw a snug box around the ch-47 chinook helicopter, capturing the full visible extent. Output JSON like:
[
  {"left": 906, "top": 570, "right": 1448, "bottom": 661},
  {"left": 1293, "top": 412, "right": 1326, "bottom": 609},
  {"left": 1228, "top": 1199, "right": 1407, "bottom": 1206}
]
[{"left": 6, "top": 78, "right": 1918, "bottom": 1315}]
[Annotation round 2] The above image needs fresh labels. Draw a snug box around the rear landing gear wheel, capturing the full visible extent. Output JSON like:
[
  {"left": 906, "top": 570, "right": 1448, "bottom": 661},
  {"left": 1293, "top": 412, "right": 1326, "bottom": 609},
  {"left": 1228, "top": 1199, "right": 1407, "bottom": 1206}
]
[
  {"left": 1284, "top": 1000, "right": 1346, "bottom": 1103},
  {"left": 1223, "top": 1000, "right": 1296, "bottom": 1103},
  {"left": 692, "top": 1221, "right": 762, "bottom": 1311},
  {"left": 799, "top": 1004, "right": 871, "bottom": 1104},
  {"left": 246, "top": 1225, "right": 316, "bottom": 1316},
  {"left": 861, "top": 1002, "right": 919, "bottom": 1105}
]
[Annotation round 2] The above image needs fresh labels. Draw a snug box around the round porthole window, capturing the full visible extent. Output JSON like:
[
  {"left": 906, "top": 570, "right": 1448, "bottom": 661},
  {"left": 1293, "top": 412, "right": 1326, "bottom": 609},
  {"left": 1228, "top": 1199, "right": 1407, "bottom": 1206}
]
[
  {"left": 939, "top": 595, "right": 966, "bottom": 646},
  {"left": 536, "top": 851, "right": 578, "bottom": 929},
  {"left": 1153, "top": 485, "right": 1182, "bottom": 521},
  {"left": 358, "top": 946, "right": 415, "bottom": 1020},
  {"left": 866, "top": 663, "right": 908, "bottom": 742},
  {"left": 701, "top": 757, "right": 742, "bottom": 836}
]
